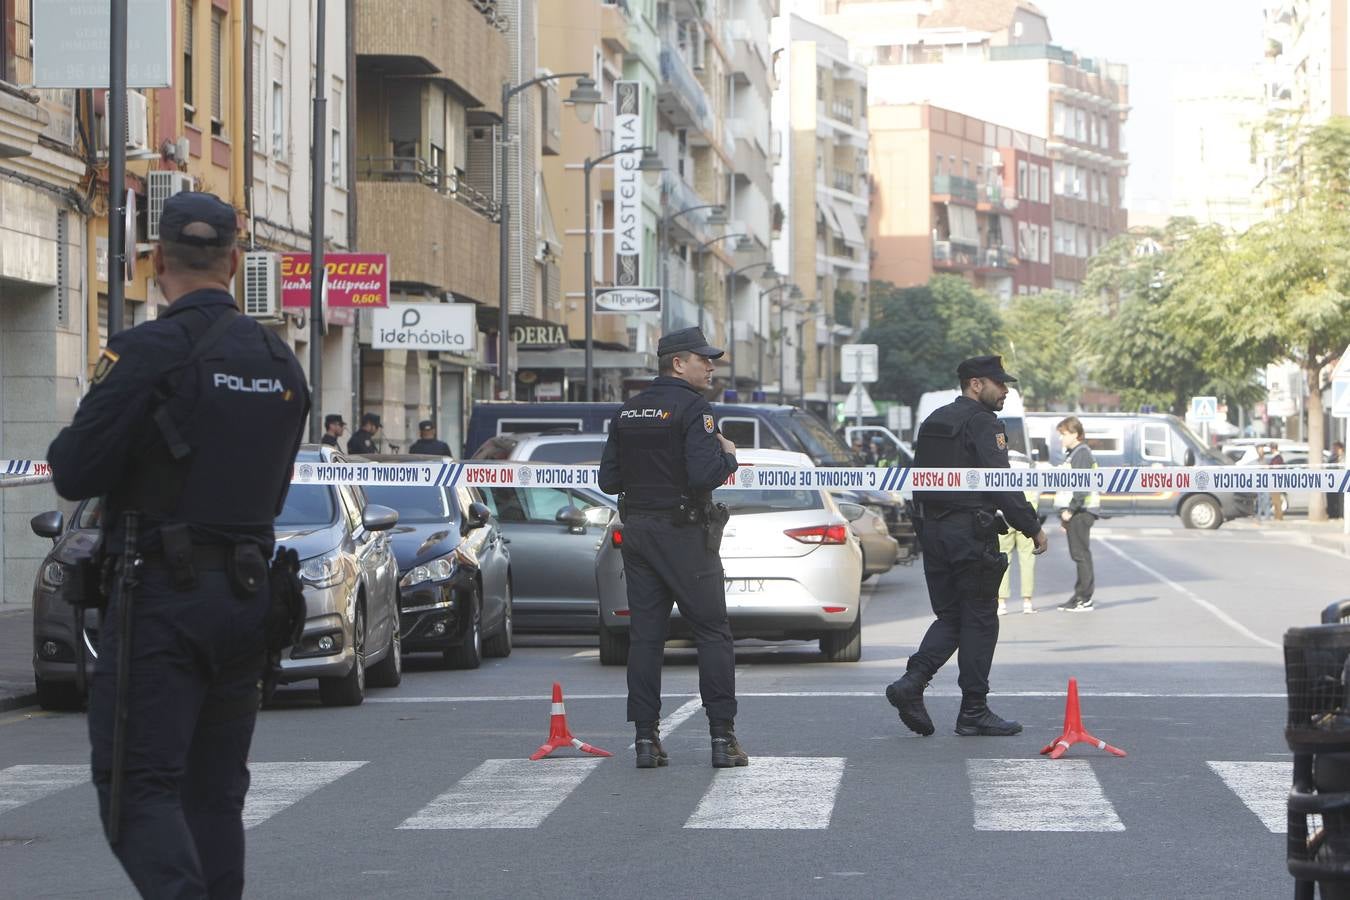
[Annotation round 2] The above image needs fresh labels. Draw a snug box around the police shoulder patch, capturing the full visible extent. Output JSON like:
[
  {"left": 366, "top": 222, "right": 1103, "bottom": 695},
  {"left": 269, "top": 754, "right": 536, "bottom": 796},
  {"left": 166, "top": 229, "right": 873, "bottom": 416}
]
[
  {"left": 703, "top": 414, "right": 715, "bottom": 434},
  {"left": 91, "top": 349, "right": 120, "bottom": 386},
  {"left": 994, "top": 432, "right": 1008, "bottom": 451}
]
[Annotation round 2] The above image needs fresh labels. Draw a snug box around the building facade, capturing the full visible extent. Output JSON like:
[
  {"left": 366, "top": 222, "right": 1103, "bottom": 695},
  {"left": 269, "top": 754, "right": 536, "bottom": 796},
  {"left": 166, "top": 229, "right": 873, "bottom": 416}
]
[
  {"left": 869, "top": 103, "right": 1049, "bottom": 298},
  {"left": 802, "top": 0, "right": 1129, "bottom": 291},
  {"left": 771, "top": 12, "right": 868, "bottom": 414},
  {"left": 1169, "top": 67, "right": 1266, "bottom": 233}
]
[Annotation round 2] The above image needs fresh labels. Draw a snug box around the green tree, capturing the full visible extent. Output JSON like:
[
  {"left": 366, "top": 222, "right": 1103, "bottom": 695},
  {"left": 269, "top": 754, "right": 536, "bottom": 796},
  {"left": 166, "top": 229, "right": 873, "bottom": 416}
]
[
  {"left": 999, "top": 290, "right": 1078, "bottom": 409},
  {"left": 1190, "top": 118, "right": 1350, "bottom": 519},
  {"left": 861, "top": 276, "right": 1003, "bottom": 408}
]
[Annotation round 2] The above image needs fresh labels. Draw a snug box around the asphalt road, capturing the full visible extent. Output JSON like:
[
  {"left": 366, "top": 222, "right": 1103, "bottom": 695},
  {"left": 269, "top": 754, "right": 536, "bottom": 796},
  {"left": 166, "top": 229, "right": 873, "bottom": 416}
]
[{"left": 1, "top": 516, "right": 1343, "bottom": 899}]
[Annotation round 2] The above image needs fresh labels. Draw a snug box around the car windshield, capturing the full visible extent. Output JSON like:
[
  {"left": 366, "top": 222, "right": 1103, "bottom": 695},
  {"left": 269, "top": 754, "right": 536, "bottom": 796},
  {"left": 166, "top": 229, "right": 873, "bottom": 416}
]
[
  {"left": 528, "top": 441, "right": 606, "bottom": 464},
  {"left": 1173, "top": 418, "right": 1227, "bottom": 464},
  {"left": 276, "top": 485, "right": 338, "bottom": 527},
  {"left": 360, "top": 485, "right": 456, "bottom": 524},
  {"left": 782, "top": 410, "right": 855, "bottom": 465},
  {"left": 717, "top": 487, "right": 824, "bottom": 515}
]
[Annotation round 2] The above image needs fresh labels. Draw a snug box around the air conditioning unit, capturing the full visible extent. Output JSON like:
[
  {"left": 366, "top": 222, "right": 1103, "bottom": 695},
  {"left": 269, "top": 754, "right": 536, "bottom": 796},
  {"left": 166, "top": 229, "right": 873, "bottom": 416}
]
[
  {"left": 241, "top": 252, "right": 282, "bottom": 320},
  {"left": 146, "top": 171, "right": 195, "bottom": 240},
  {"left": 101, "top": 90, "right": 149, "bottom": 152}
]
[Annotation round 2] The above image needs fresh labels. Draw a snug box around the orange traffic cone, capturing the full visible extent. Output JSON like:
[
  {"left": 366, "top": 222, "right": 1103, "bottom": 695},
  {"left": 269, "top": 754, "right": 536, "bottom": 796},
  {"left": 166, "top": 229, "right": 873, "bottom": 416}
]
[
  {"left": 529, "top": 682, "right": 613, "bottom": 761},
  {"left": 1040, "top": 677, "right": 1127, "bottom": 760}
]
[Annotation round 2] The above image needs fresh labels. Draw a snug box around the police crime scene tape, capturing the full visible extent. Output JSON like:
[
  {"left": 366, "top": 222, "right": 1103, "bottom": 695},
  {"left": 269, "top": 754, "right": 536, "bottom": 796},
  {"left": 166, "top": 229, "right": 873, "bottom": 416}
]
[{"left": 2, "top": 459, "right": 1348, "bottom": 494}]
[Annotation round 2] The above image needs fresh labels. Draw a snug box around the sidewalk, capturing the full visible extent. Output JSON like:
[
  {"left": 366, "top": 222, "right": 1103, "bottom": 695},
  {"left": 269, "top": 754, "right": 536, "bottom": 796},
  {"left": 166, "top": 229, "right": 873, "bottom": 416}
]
[
  {"left": 0, "top": 606, "right": 35, "bottom": 712},
  {"left": 1225, "top": 515, "right": 1350, "bottom": 556}
]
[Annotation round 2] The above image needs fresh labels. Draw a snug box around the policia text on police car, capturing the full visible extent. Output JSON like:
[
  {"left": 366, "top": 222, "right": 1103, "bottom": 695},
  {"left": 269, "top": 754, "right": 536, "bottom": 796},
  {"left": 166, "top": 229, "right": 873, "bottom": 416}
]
[
  {"left": 599, "top": 326, "right": 746, "bottom": 770},
  {"left": 48, "top": 192, "right": 310, "bottom": 900},
  {"left": 885, "top": 356, "right": 1049, "bottom": 739}
]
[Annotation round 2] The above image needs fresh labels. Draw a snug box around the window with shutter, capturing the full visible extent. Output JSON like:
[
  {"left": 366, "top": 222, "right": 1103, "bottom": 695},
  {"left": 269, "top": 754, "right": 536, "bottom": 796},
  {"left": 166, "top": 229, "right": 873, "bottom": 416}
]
[
  {"left": 331, "top": 80, "right": 343, "bottom": 186},
  {"left": 183, "top": 0, "right": 195, "bottom": 121},
  {"left": 210, "top": 9, "right": 225, "bottom": 136},
  {"left": 272, "top": 45, "right": 285, "bottom": 157},
  {"left": 251, "top": 30, "right": 264, "bottom": 151}
]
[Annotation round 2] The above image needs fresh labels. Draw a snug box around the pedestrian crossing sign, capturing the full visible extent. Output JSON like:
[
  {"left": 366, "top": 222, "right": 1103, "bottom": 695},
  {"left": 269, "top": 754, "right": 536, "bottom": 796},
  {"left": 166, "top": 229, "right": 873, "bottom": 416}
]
[
  {"left": 1190, "top": 395, "right": 1218, "bottom": 423},
  {"left": 1333, "top": 379, "right": 1350, "bottom": 418}
]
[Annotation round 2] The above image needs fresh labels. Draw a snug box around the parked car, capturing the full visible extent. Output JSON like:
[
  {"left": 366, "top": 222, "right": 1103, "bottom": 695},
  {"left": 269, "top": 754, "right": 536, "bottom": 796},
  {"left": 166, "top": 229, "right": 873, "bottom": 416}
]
[
  {"left": 595, "top": 448, "right": 864, "bottom": 665},
  {"left": 29, "top": 445, "right": 404, "bottom": 709},
  {"left": 1025, "top": 412, "right": 1256, "bottom": 529},
  {"left": 29, "top": 499, "right": 102, "bottom": 710},
  {"left": 358, "top": 454, "right": 513, "bottom": 668},
  {"left": 836, "top": 500, "right": 900, "bottom": 580},
  {"left": 831, "top": 487, "right": 916, "bottom": 564},
  {"left": 1233, "top": 445, "right": 1339, "bottom": 515},
  {"left": 471, "top": 431, "right": 609, "bottom": 464},
  {"left": 473, "top": 465, "right": 616, "bottom": 633},
  {"left": 272, "top": 447, "right": 402, "bottom": 705},
  {"left": 465, "top": 401, "right": 862, "bottom": 467}
]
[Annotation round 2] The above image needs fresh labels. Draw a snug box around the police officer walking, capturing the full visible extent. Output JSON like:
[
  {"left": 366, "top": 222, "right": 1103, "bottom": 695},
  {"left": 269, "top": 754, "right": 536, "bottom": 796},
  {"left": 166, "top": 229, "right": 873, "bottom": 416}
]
[
  {"left": 885, "top": 356, "right": 1047, "bottom": 737},
  {"left": 48, "top": 192, "right": 309, "bottom": 898},
  {"left": 599, "top": 326, "right": 747, "bottom": 769}
]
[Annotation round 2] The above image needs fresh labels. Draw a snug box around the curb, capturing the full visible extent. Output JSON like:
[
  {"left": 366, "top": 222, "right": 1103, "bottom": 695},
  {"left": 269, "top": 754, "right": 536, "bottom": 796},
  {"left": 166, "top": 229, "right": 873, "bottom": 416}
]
[{"left": 0, "top": 691, "right": 37, "bottom": 713}]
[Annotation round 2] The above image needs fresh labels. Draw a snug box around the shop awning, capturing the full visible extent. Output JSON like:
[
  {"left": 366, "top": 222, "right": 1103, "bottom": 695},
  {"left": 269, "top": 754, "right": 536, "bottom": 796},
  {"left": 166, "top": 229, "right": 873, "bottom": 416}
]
[
  {"left": 832, "top": 199, "right": 866, "bottom": 246},
  {"left": 947, "top": 203, "right": 980, "bottom": 246}
]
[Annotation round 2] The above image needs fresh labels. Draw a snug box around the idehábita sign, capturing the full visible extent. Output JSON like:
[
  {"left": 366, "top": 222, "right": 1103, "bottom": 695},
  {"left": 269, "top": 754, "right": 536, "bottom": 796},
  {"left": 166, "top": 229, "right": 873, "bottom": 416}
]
[
  {"left": 512, "top": 324, "right": 569, "bottom": 349},
  {"left": 594, "top": 287, "right": 662, "bottom": 314},
  {"left": 281, "top": 253, "right": 389, "bottom": 308},
  {"left": 370, "top": 304, "right": 476, "bottom": 352},
  {"left": 33, "top": 0, "right": 173, "bottom": 88}
]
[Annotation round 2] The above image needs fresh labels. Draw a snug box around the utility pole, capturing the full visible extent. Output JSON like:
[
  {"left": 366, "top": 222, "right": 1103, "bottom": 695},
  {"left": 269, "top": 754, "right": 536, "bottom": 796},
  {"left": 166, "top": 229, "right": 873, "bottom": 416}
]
[
  {"left": 308, "top": 0, "right": 328, "bottom": 442},
  {"left": 107, "top": 0, "right": 128, "bottom": 337}
]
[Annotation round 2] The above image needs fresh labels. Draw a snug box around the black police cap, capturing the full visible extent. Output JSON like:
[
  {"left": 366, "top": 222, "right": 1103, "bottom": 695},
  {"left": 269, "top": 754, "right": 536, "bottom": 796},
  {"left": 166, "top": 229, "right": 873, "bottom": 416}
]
[
  {"left": 324, "top": 414, "right": 346, "bottom": 427},
  {"left": 418, "top": 419, "right": 435, "bottom": 431},
  {"left": 361, "top": 412, "right": 382, "bottom": 427},
  {"left": 957, "top": 355, "right": 1017, "bottom": 384},
  {"left": 159, "top": 191, "right": 238, "bottom": 247},
  {"left": 658, "top": 326, "right": 723, "bottom": 359}
]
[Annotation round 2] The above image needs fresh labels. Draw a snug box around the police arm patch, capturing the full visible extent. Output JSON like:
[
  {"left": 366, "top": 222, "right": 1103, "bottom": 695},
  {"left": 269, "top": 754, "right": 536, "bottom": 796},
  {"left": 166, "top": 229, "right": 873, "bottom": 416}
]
[
  {"left": 995, "top": 432, "right": 1007, "bottom": 451},
  {"left": 703, "top": 414, "right": 715, "bottom": 434},
  {"left": 91, "top": 349, "right": 120, "bottom": 385}
]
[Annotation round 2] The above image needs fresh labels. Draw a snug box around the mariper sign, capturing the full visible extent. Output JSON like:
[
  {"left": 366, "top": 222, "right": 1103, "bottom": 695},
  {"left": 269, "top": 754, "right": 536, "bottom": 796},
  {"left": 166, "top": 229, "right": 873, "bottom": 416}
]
[
  {"left": 370, "top": 304, "right": 476, "bottom": 352},
  {"left": 594, "top": 287, "right": 662, "bottom": 314},
  {"left": 281, "top": 253, "right": 389, "bottom": 308}
]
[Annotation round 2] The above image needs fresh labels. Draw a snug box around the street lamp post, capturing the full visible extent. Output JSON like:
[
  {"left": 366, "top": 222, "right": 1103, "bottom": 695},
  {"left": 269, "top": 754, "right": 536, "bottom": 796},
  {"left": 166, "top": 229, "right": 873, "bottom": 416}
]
[
  {"left": 583, "top": 146, "right": 664, "bottom": 400},
  {"left": 692, "top": 232, "right": 750, "bottom": 333},
  {"left": 497, "top": 74, "right": 602, "bottom": 401},
  {"left": 661, "top": 203, "right": 727, "bottom": 332},
  {"left": 724, "top": 261, "right": 776, "bottom": 401},
  {"left": 758, "top": 280, "right": 799, "bottom": 397}
]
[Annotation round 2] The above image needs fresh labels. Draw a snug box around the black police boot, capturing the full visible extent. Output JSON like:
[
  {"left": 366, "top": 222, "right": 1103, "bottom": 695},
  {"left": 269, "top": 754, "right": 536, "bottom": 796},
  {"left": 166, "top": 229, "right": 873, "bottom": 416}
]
[
  {"left": 885, "top": 672, "right": 935, "bottom": 736},
  {"left": 954, "top": 698, "right": 1023, "bottom": 736},
  {"left": 710, "top": 719, "right": 749, "bottom": 768},
  {"left": 634, "top": 721, "right": 668, "bottom": 769}
]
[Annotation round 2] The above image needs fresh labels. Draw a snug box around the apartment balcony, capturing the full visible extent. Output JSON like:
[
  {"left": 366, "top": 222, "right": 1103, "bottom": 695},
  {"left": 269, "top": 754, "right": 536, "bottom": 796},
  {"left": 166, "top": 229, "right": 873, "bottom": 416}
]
[
  {"left": 730, "top": 26, "right": 770, "bottom": 89},
  {"left": 976, "top": 246, "right": 1015, "bottom": 270},
  {"left": 658, "top": 42, "right": 714, "bottom": 137},
  {"left": 664, "top": 173, "right": 717, "bottom": 242},
  {"left": 977, "top": 182, "right": 1012, "bottom": 211},
  {"left": 831, "top": 169, "right": 856, "bottom": 194},
  {"left": 932, "top": 240, "right": 979, "bottom": 270},
  {"left": 356, "top": 160, "right": 499, "bottom": 303},
  {"left": 932, "top": 175, "right": 979, "bottom": 205},
  {"left": 600, "top": 0, "right": 631, "bottom": 53},
  {"left": 356, "top": 0, "right": 505, "bottom": 114}
]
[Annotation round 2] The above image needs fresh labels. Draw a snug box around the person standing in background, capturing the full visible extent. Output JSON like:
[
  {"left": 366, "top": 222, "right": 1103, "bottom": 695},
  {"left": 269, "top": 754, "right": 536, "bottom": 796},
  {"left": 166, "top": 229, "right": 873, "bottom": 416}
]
[
  {"left": 997, "top": 487, "right": 1042, "bottom": 615},
  {"left": 1055, "top": 417, "right": 1101, "bottom": 613}
]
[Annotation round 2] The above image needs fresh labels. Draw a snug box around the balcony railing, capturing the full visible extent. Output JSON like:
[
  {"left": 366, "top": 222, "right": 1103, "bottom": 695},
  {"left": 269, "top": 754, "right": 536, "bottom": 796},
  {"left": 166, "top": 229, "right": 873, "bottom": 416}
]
[
  {"left": 980, "top": 182, "right": 1004, "bottom": 205},
  {"left": 829, "top": 98, "right": 855, "bottom": 124},
  {"left": 832, "top": 170, "right": 855, "bottom": 193},
  {"left": 658, "top": 43, "right": 714, "bottom": 136},
  {"left": 980, "top": 246, "right": 1014, "bottom": 269},
  {"left": 933, "top": 240, "right": 978, "bottom": 266},
  {"left": 356, "top": 156, "right": 499, "bottom": 220},
  {"left": 932, "top": 175, "right": 979, "bottom": 204}
]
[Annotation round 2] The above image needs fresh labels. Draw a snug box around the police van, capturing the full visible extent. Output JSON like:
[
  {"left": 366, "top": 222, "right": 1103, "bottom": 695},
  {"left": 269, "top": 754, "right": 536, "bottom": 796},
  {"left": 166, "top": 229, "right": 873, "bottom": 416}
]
[
  {"left": 1024, "top": 412, "right": 1255, "bottom": 529},
  {"left": 845, "top": 388, "right": 1031, "bottom": 472},
  {"left": 465, "top": 401, "right": 859, "bottom": 467}
]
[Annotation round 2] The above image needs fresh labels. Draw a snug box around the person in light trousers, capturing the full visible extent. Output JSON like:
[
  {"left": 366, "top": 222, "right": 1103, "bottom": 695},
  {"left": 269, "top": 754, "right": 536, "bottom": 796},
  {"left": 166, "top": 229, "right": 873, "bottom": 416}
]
[{"left": 997, "top": 488, "right": 1042, "bottom": 615}]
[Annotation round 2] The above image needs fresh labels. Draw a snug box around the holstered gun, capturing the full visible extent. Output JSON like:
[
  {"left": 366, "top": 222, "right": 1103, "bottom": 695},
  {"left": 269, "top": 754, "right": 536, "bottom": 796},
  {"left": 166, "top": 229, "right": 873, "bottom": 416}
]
[
  {"left": 107, "top": 511, "right": 142, "bottom": 846},
  {"left": 702, "top": 501, "right": 730, "bottom": 553}
]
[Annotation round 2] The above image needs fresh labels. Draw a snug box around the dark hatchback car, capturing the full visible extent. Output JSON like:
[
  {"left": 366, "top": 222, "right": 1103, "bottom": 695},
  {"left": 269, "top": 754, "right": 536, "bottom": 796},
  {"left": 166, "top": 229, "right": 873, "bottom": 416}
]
[
  {"left": 359, "top": 455, "right": 513, "bottom": 669},
  {"left": 29, "top": 500, "right": 102, "bottom": 709}
]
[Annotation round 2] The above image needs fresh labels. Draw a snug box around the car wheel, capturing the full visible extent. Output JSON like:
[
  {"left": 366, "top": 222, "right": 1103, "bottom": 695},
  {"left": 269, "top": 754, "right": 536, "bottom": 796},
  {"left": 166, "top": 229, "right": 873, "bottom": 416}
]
[
  {"left": 35, "top": 676, "right": 83, "bottom": 711},
  {"left": 483, "top": 579, "right": 513, "bottom": 658},
  {"left": 319, "top": 603, "right": 367, "bottom": 706},
  {"left": 598, "top": 620, "right": 629, "bottom": 666},
  {"left": 443, "top": 587, "right": 483, "bottom": 670},
  {"left": 367, "top": 605, "right": 402, "bottom": 688},
  {"left": 819, "top": 611, "right": 862, "bottom": 663},
  {"left": 1181, "top": 495, "right": 1222, "bottom": 530}
]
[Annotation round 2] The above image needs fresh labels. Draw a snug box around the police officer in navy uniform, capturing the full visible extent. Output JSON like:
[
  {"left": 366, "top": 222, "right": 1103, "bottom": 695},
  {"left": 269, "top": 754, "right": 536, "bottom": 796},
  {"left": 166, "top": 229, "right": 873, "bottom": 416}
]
[
  {"left": 347, "top": 412, "right": 381, "bottom": 455},
  {"left": 885, "top": 356, "right": 1047, "bottom": 737},
  {"left": 599, "top": 326, "right": 747, "bottom": 769},
  {"left": 408, "top": 419, "right": 453, "bottom": 456},
  {"left": 321, "top": 414, "right": 346, "bottom": 447},
  {"left": 48, "top": 192, "right": 309, "bottom": 898}
]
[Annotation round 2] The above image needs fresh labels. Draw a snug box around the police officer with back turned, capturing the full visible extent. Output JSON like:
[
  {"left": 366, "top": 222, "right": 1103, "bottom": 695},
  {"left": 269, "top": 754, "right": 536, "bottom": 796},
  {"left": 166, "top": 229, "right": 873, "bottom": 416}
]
[
  {"left": 48, "top": 192, "right": 309, "bottom": 898},
  {"left": 885, "top": 356, "right": 1047, "bottom": 737},
  {"left": 599, "top": 326, "right": 747, "bottom": 769}
]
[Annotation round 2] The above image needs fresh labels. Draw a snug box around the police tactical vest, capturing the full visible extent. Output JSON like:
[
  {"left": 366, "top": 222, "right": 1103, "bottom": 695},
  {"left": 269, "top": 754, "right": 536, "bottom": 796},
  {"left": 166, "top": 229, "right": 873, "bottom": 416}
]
[
  {"left": 117, "top": 304, "right": 307, "bottom": 531},
  {"left": 613, "top": 381, "right": 703, "bottom": 510},
  {"left": 913, "top": 398, "right": 988, "bottom": 512}
]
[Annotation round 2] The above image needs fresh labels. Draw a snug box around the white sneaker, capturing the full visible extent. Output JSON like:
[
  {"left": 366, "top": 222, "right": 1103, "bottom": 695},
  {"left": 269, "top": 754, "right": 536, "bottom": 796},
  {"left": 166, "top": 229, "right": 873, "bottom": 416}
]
[
  {"left": 1022, "top": 600, "right": 1036, "bottom": 614},
  {"left": 997, "top": 602, "right": 1008, "bottom": 616}
]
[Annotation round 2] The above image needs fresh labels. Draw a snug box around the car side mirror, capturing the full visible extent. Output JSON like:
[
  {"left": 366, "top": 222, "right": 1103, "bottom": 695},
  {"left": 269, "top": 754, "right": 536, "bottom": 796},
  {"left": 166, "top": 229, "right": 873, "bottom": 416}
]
[
  {"left": 30, "top": 510, "right": 63, "bottom": 540},
  {"left": 361, "top": 504, "right": 400, "bottom": 532},
  {"left": 465, "top": 502, "right": 492, "bottom": 531},
  {"left": 1184, "top": 449, "right": 1196, "bottom": 467},
  {"left": 837, "top": 502, "right": 866, "bottom": 522},
  {"left": 583, "top": 506, "right": 614, "bottom": 527},
  {"left": 556, "top": 505, "right": 589, "bottom": 530}
]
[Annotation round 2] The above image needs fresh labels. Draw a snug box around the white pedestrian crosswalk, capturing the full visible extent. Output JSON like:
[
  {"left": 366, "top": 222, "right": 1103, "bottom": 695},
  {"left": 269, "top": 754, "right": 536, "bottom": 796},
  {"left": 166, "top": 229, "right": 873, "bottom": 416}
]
[{"left": 0, "top": 756, "right": 1295, "bottom": 834}]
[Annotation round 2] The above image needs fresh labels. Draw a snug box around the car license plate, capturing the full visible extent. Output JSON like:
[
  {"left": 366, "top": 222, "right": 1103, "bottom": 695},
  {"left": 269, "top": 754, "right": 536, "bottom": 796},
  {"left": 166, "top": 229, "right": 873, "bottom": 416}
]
[{"left": 725, "top": 578, "right": 767, "bottom": 594}]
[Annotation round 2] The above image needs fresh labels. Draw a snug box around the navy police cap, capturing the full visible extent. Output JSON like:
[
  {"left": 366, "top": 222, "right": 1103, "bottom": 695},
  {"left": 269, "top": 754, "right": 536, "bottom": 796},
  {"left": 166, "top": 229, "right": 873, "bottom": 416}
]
[
  {"left": 957, "top": 355, "right": 1017, "bottom": 384},
  {"left": 658, "top": 326, "right": 724, "bottom": 359},
  {"left": 159, "top": 191, "right": 238, "bottom": 247}
]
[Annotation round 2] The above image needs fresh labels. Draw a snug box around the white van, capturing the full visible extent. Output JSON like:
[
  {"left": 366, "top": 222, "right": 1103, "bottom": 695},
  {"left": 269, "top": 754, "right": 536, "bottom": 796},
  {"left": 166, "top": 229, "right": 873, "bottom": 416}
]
[{"left": 846, "top": 388, "right": 1029, "bottom": 467}]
